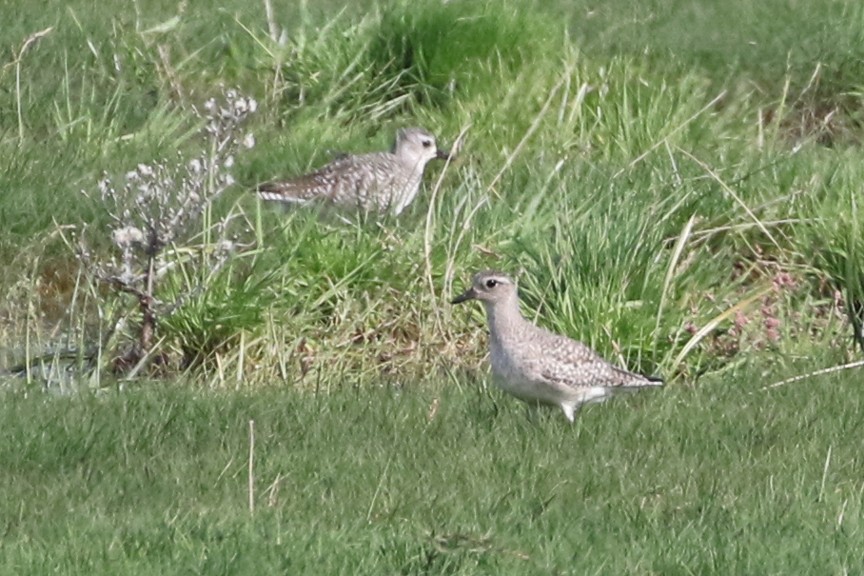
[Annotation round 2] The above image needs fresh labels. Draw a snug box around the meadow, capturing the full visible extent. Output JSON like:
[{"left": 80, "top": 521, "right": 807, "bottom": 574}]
[{"left": 1, "top": 0, "right": 864, "bottom": 572}]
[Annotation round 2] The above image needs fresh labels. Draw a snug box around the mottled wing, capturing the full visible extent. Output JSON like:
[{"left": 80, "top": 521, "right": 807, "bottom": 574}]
[
  {"left": 522, "top": 329, "right": 656, "bottom": 391},
  {"left": 256, "top": 155, "right": 364, "bottom": 205}
]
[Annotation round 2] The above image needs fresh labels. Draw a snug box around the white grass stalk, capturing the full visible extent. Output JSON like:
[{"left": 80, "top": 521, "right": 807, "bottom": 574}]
[
  {"left": 677, "top": 147, "right": 781, "bottom": 251},
  {"left": 613, "top": 90, "right": 727, "bottom": 178},
  {"left": 819, "top": 445, "right": 832, "bottom": 503},
  {"left": 262, "top": 0, "right": 279, "bottom": 42},
  {"left": 655, "top": 215, "right": 696, "bottom": 348},
  {"left": 424, "top": 123, "right": 471, "bottom": 325},
  {"left": 12, "top": 27, "right": 53, "bottom": 144},
  {"left": 248, "top": 419, "right": 255, "bottom": 515},
  {"left": 761, "top": 360, "right": 864, "bottom": 391},
  {"left": 366, "top": 454, "right": 393, "bottom": 523},
  {"left": 486, "top": 75, "right": 565, "bottom": 194}
]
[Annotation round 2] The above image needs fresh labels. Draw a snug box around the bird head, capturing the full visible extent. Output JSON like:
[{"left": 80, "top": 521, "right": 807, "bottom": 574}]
[
  {"left": 393, "top": 127, "right": 451, "bottom": 166},
  {"left": 451, "top": 271, "right": 518, "bottom": 306}
]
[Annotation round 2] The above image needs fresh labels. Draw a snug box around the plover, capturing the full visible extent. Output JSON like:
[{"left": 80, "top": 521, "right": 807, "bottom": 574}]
[
  {"left": 452, "top": 271, "right": 663, "bottom": 422},
  {"left": 257, "top": 127, "right": 450, "bottom": 216}
]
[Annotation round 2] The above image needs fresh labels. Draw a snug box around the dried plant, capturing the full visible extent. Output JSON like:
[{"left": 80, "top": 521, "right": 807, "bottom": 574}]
[{"left": 78, "top": 89, "right": 257, "bottom": 370}]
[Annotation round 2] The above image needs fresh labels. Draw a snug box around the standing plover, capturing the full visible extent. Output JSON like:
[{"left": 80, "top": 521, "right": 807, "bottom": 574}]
[
  {"left": 257, "top": 127, "right": 450, "bottom": 216},
  {"left": 452, "top": 271, "right": 663, "bottom": 421}
]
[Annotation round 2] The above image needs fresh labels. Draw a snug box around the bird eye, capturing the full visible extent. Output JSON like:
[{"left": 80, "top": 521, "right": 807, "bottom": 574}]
[
  {"left": 421, "top": 140, "right": 432, "bottom": 148},
  {"left": 485, "top": 279, "right": 498, "bottom": 288}
]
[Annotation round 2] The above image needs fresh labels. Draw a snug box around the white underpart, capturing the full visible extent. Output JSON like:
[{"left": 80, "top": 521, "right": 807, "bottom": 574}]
[{"left": 390, "top": 160, "right": 425, "bottom": 215}]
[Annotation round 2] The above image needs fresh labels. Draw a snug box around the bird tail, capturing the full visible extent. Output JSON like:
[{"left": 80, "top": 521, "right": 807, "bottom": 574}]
[
  {"left": 643, "top": 374, "right": 664, "bottom": 386},
  {"left": 255, "top": 182, "right": 312, "bottom": 205}
]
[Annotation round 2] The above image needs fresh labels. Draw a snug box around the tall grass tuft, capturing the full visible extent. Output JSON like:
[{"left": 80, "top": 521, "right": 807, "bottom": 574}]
[
  {"left": 802, "top": 155, "right": 864, "bottom": 352},
  {"left": 2, "top": 0, "right": 864, "bottom": 388}
]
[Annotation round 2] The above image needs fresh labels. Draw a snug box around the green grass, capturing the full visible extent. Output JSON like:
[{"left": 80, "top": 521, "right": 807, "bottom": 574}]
[
  {"left": 3, "top": 0, "right": 864, "bottom": 571},
  {"left": 2, "top": 362, "right": 863, "bottom": 574}
]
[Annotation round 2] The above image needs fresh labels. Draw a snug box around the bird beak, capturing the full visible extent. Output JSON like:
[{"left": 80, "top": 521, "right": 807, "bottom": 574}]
[
  {"left": 436, "top": 148, "right": 452, "bottom": 161},
  {"left": 451, "top": 287, "right": 476, "bottom": 305}
]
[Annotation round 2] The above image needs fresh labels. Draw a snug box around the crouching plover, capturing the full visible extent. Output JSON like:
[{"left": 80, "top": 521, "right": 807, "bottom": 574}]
[{"left": 257, "top": 127, "right": 450, "bottom": 217}]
